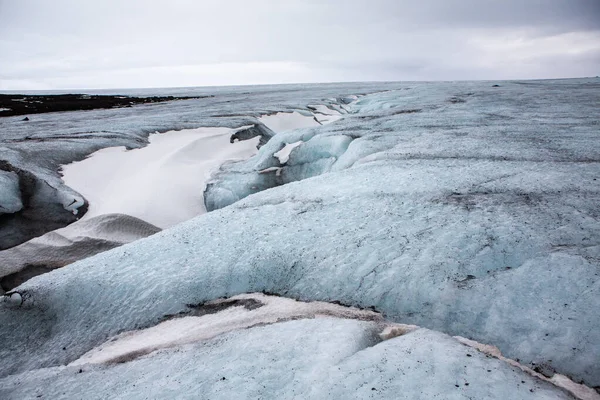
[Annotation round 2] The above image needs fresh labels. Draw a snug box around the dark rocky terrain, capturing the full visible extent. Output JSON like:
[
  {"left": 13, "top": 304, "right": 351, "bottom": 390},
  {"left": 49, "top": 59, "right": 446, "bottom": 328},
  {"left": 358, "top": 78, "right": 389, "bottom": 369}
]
[{"left": 0, "top": 94, "right": 210, "bottom": 117}]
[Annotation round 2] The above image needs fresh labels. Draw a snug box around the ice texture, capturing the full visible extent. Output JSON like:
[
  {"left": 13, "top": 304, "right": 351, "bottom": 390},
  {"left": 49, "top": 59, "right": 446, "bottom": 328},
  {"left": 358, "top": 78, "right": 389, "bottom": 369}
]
[
  {"left": 0, "top": 79, "right": 599, "bottom": 394},
  {"left": 0, "top": 306, "right": 577, "bottom": 399},
  {"left": 1, "top": 161, "right": 598, "bottom": 385},
  {"left": 0, "top": 170, "right": 22, "bottom": 214},
  {"left": 0, "top": 160, "right": 85, "bottom": 250}
]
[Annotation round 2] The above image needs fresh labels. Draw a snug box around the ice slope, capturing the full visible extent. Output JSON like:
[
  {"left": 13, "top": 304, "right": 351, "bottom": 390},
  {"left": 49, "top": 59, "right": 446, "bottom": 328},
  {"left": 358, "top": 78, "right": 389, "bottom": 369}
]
[
  {"left": 0, "top": 297, "right": 579, "bottom": 400},
  {"left": 0, "top": 79, "right": 598, "bottom": 393},
  {"left": 1, "top": 159, "right": 598, "bottom": 386}
]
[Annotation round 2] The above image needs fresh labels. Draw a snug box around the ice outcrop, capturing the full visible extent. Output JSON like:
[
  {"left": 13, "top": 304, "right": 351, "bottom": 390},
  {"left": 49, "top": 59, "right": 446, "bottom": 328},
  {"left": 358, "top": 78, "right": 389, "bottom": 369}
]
[
  {"left": 204, "top": 99, "right": 357, "bottom": 211},
  {"left": 0, "top": 214, "right": 160, "bottom": 293},
  {"left": 0, "top": 170, "right": 22, "bottom": 214},
  {"left": 229, "top": 123, "right": 276, "bottom": 148}
]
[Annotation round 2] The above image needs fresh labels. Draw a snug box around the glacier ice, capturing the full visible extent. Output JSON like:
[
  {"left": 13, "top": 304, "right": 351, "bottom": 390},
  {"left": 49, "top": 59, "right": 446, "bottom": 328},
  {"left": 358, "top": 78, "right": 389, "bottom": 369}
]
[
  {"left": 1, "top": 158, "right": 598, "bottom": 386},
  {"left": 0, "top": 170, "right": 22, "bottom": 214},
  {"left": 0, "top": 79, "right": 599, "bottom": 396},
  {"left": 0, "top": 295, "right": 581, "bottom": 400}
]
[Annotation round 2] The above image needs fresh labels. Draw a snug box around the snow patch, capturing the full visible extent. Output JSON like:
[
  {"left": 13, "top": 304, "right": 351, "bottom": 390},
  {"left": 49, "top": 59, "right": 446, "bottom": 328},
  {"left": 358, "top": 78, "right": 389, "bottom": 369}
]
[
  {"left": 258, "top": 111, "right": 321, "bottom": 133},
  {"left": 309, "top": 104, "right": 341, "bottom": 116},
  {"left": 273, "top": 141, "right": 303, "bottom": 164},
  {"left": 70, "top": 293, "right": 383, "bottom": 366},
  {"left": 379, "top": 324, "right": 419, "bottom": 340},
  {"left": 309, "top": 104, "right": 343, "bottom": 124},
  {"left": 60, "top": 127, "right": 259, "bottom": 228},
  {"left": 258, "top": 166, "right": 282, "bottom": 176}
]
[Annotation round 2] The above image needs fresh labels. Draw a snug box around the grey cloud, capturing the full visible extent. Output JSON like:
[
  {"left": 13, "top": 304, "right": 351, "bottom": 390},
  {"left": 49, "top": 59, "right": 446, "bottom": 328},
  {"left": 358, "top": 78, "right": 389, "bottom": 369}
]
[{"left": 0, "top": 0, "right": 598, "bottom": 89}]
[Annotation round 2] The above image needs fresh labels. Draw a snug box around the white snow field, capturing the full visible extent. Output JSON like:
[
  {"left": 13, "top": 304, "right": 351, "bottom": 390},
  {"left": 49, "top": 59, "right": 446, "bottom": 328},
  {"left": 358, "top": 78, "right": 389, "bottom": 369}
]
[
  {"left": 0, "top": 79, "right": 599, "bottom": 398},
  {"left": 60, "top": 127, "right": 259, "bottom": 229}
]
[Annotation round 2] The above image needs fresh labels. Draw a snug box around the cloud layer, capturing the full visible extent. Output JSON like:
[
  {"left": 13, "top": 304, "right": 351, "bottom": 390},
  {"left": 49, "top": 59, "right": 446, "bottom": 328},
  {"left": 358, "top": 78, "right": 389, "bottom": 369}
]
[{"left": 1, "top": 0, "right": 599, "bottom": 89}]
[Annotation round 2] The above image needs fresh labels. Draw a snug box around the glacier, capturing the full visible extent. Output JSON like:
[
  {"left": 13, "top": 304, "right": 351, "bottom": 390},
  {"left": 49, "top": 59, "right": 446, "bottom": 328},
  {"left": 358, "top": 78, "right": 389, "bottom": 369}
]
[
  {"left": 0, "top": 294, "right": 582, "bottom": 399},
  {"left": 0, "top": 79, "right": 599, "bottom": 398},
  {"left": 0, "top": 214, "right": 160, "bottom": 292}
]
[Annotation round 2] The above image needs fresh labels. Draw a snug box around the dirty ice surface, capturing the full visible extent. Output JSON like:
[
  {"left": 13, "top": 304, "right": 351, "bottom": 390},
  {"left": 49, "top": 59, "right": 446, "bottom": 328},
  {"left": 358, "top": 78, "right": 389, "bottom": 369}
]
[
  {"left": 0, "top": 294, "right": 583, "bottom": 400},
  {"left": 0, "top": 79, "right": 599, "bottom": 398},
  {"left": 0, "top": 214, "right": 160, "bottom": 292}
]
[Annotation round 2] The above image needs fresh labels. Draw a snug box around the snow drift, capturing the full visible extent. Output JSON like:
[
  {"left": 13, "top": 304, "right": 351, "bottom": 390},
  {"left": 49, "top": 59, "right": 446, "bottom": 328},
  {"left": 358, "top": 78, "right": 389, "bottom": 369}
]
[{"left": 0, "top": 213, "right": 160, "bottom": 292}]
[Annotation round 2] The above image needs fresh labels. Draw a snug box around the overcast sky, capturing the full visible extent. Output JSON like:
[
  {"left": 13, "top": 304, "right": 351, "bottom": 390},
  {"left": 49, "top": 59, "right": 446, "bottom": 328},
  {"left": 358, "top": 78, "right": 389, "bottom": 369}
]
[{"left": 1, "top": 0, "right": 599, "bottom": 90}]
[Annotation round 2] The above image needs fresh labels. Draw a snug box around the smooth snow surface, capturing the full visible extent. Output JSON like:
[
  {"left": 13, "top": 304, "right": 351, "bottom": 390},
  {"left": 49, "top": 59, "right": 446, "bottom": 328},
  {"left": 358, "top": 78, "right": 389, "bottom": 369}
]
[
  {"left": 60, "top": 127, "right": 258, "bottom": 228},
  {"left": 258, "top": 111, "right": 321, "bottom": 132},
  {"left": 0, "top": 214, "right": 160, "bottom": 291},
  {"left": 273, "top": 140, "right": 303, "bottom": 164}
]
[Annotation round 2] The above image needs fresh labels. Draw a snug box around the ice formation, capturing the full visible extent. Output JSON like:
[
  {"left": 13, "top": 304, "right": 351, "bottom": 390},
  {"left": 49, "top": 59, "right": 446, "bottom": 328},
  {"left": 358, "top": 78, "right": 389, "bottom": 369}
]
[
  {"left": 0, "top": 170, "right": 22, "bottom": 214},
  {"left": 0, "top": 79, "right": 598, "bottom": 398}
]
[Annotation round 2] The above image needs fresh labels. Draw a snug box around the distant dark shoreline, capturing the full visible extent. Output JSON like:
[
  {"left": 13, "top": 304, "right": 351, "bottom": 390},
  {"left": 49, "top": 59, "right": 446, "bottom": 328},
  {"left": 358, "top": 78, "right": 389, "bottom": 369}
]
[{"left": 0, "top": 94, "right": 212, "bottom": 117}]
